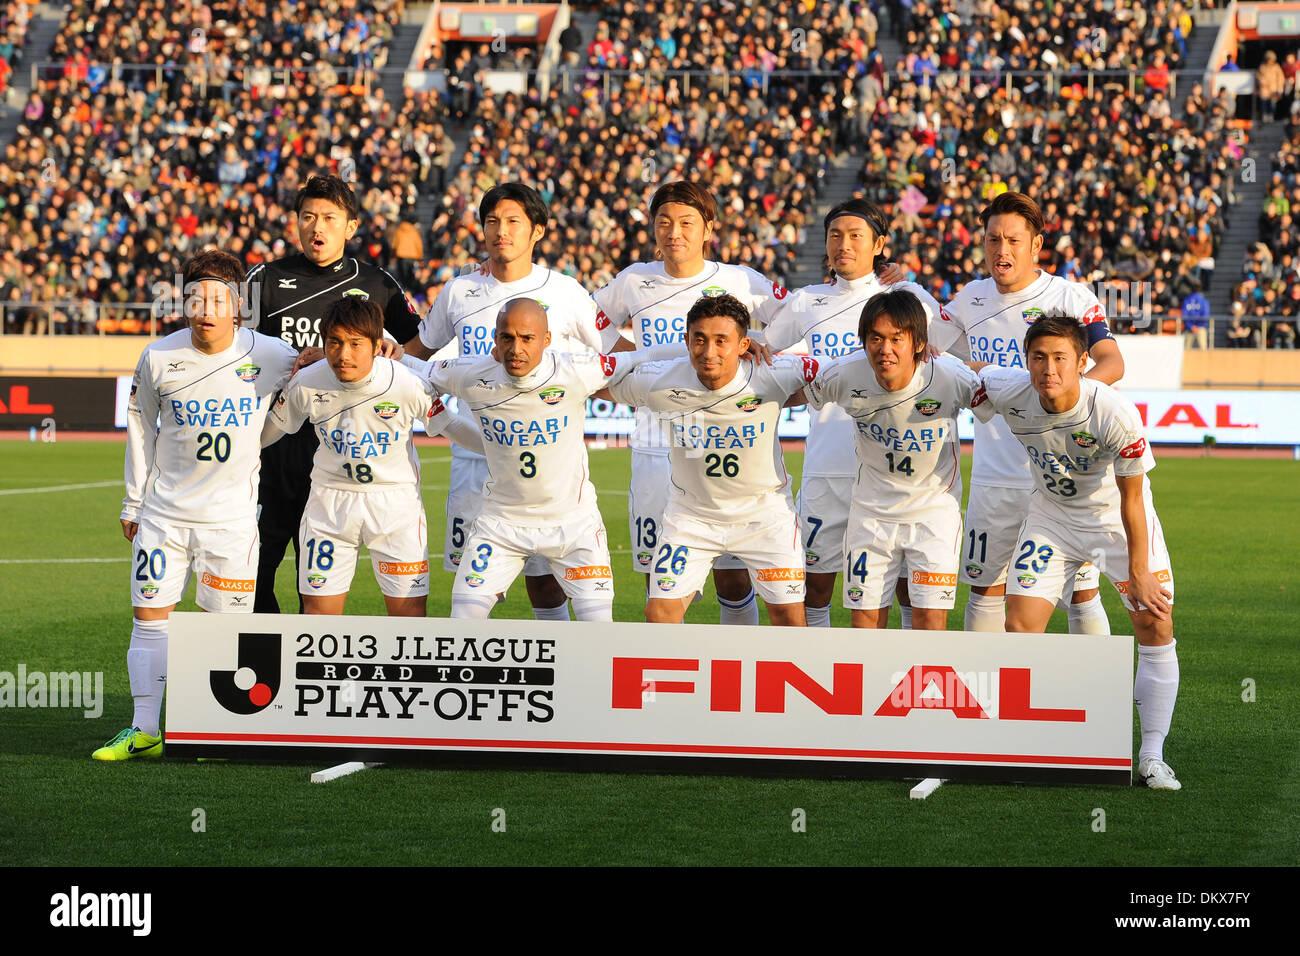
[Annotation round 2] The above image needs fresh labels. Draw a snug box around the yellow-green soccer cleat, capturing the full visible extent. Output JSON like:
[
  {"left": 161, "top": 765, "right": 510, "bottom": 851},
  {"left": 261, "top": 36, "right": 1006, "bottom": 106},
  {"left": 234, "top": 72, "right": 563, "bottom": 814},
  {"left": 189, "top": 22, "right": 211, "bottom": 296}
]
[{"left": 92, "top": 727, "right": 163, "bottom": 761}]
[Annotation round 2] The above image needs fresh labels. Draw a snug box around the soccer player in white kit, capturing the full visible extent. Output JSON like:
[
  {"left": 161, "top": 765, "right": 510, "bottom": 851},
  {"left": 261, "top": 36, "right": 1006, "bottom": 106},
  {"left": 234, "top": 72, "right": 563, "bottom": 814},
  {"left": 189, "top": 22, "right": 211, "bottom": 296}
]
[
  {"left": 755, "top": 198, "right": 942, "bottom": 627},
  {"left": 594, "top": 180, "right": 786, "bottom": 626},
  {"left": 805, "top": 290, "right": 986, "bottom": 629},
  {"left": 409, "top": 298, "right": 670, "bottom": 621},
  {"left": 974, "top": 314, "right": 1181, "bottom": 791},
  {"left": 403, "top": 183, "right": 624, "bottom": 621},
  {"left": 263, "top": 297, "right": 466, "bottom": 616},
  {"left": 607, "top": 294, "right": 819, "bottom": 626},
  {"left": 928, "top": 191, "right": 1125, "bottom": 634},
  {"left": 95, "top": 250, "right": 299, "bottom": 760}
]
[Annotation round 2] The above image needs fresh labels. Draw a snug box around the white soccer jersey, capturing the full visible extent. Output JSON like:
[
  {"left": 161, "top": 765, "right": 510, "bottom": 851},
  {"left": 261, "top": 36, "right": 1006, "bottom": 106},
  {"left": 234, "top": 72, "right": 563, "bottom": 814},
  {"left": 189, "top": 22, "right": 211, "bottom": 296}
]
[
  {"left": 593, "top": 260, "right": 786, "bottom": 454},
  {"left": 608, "top": 355, "right": 819, "bottom": 515},
  {"left": 935, "top": 271, "right": 1113, "bottom": 489},
  {"left": 266, "top": 357, "right": 443, "bottom": 491},
  {"left": 763, "top": 273, "right": 941, "bottom": 478},
  {"left": 123, "top": 328, "right": 296, "bottom": 527},
  {"left": 807, "top": 354, "right": 984, "bottom": 520},
  {"left": 418, "top": 264, "right": 608, "bottom": 459},
  {"left": 422, "top": 351, "right": 630, "bottom": 525},
  {"left": 977, "top": 366, "right": 1156, "bottom": 531}
]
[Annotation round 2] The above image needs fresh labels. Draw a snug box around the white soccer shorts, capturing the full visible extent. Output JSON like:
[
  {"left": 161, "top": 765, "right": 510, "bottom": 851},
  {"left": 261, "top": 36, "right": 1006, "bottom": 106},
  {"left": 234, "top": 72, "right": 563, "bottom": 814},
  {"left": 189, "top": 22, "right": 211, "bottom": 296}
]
[
  {"left": 797, "top": 475, "right": 852, "bottom": 574},
  {"left": 629, "top": 451, "right": 745, "bottom": 572},
  {"left": 960, "top": 483, "right": 1101, "bottom": 592},
  {"left": 651, "top": 497, "right": 805, "bottom": 605},
  {"left": 842, "top": 506, "right": 962, "bottom": 611},
  {"left": 1006, "top": 511, "right": 1175, "bottom": 614},
  {"left": 444, "top": 454, "right": 549, "bottom": 576},
  {"left": 299, "top": 486, "right": 429, "bottom": 598},
  {"left": 129, "top": 516, "right": 257, "bottom": 612},
  {"left": 452, "top": 510, "right": 614, "bottom": 605}
]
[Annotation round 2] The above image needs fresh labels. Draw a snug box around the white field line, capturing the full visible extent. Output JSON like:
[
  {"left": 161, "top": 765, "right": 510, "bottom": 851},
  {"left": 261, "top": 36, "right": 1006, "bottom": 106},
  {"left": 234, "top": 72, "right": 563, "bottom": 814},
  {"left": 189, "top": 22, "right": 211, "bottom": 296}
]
[{"left": 0, "top": 480, "right": 119, "bottom": 496}]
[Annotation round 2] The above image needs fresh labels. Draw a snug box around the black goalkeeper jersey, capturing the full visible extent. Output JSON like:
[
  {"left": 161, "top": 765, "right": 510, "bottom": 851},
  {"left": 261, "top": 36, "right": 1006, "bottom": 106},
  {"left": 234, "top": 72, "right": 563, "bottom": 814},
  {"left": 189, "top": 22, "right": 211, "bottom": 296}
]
[{"left": 247, "top": 254, "right": 421, "bottom": 505}]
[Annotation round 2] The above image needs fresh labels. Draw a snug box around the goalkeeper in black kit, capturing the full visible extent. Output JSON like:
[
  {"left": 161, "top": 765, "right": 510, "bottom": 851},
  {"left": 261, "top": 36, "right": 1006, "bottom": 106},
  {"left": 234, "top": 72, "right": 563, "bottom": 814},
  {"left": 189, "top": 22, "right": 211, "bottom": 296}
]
[{"left": 246, "top": 174, "right": 421, "bottom": 613}]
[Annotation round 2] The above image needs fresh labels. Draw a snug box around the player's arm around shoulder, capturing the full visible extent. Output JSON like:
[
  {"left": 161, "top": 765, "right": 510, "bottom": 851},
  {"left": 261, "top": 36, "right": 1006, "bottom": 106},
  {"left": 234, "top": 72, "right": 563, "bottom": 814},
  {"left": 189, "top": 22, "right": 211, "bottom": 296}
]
[
  {"left": 1071, "top": 286, "right": 1125, "bottom": 385},
  {"left": 775, "top": 353, "right": 822, "bottom": 407},
  {"left": 970, "top": 363, "right": 1023, "bottom": 422}
]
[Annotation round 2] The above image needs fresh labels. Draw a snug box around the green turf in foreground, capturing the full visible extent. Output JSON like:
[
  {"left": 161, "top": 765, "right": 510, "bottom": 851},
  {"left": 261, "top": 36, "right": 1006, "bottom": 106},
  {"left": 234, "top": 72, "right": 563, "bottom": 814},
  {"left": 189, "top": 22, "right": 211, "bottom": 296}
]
[{"left": 0, "top": 441, "right": 1296, "bottom": 865}]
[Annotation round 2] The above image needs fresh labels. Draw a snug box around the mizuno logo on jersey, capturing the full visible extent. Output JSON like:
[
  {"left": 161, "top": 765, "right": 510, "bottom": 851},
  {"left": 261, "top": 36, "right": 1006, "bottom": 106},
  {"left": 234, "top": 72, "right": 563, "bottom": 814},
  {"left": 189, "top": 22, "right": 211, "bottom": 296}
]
[
  {"left": 1008, "top": 407, "right": 1025, "bottom": 418},
  {"left": 669, "top": 388, "right": 690, "bottom": 399},
  {"left": 812, "top": 297, "right": 827, "bottom": 307},
  {"left": 278, "top": 278, "right": 297, "bottom": 289},
  {"left": 851, "top": 388, "right": 869, "bottom": 398},
  {"left": 971, "top": 297, "right": 985, "bottom": 306},
  {"left": 640, "top": 279, "right": 656, "bottom": 289},
  {"left": 167, "top": 361, "right": 185, "bottom": 372},
  {"left": 313, "top": 393, "right": 330, "bottom": 403},
  {"left": 474, "top": 379, "right": 491, "bottom": 388},
  {"left": 465, "top": 288, "right": 480, "bottom": 297}
]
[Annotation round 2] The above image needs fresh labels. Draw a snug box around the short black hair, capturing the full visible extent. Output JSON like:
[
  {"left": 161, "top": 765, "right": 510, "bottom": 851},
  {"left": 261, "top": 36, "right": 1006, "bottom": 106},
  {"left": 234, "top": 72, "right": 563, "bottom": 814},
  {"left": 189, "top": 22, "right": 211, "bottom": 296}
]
[
  {"left": 479, "top": 183, "right": 549, "bottom": 230},
  {"left": 182, "top": 248, "right": 243, "bottom": 288},
  {"left": 1024, "top": 312, "right": 1087, "bottom": 357},
  {"left": 824, "top": 198, "right": 889, "bottom": 241},
  {"left": 858, "top": 289, "right": 929, "bottom": 361},
  {"left": 321, "top": 295, "right": 383, "bottom": 343},
  {"left": 295, "top": 175, "right": 360, "bottom": 221},
  {"left": 686, "top": 292, "right": 750, "bottom": 338}
]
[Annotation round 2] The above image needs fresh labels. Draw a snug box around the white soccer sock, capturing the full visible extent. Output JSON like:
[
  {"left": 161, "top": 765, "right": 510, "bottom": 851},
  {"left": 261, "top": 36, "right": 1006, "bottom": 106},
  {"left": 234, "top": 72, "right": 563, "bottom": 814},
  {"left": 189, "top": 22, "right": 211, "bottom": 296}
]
[
  {"left": 571, "top": 599, "right": 613, "bottom": 622},
  {"left": 532, "top": 603, "right": 570, "bottom": 622},
  {"left": 450, "top": 597, "right": 493, "bottom": 619},
  {"left": 805, "top": 603, "right": 832, "bottom": 627},
  {"left": 964, "top": 592, "right": 1005, "bottom": 632},
  {"left": 899, "top": 605, "right": 913, "bottom": 630},
  {"left": 718, "top": 589, "right": 759, "bottom": 626},
  {"left": 128, "top": 618, "right": 168, "bottom": 737},
  {"left": 1068, "top": 595, "right": 1111, "bottom": 635},
  {"left": 1135, "top": 639, "right": 1179, "bottom": 764}
]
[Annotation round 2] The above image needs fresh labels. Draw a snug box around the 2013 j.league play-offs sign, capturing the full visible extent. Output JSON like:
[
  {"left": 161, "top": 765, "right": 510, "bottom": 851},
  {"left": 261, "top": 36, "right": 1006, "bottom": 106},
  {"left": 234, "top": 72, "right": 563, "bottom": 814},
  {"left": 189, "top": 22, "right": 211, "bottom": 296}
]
[{"left": 165, "top": 615, "right": 1135, "bottom": 784}]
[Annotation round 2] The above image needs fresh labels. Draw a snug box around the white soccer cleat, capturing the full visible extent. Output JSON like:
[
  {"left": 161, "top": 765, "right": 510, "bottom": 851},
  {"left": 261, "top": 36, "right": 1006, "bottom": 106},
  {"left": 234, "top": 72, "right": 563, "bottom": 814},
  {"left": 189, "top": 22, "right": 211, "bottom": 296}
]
[{"left": 1137, "top": 757, "right": 1182, "bottom": 791}]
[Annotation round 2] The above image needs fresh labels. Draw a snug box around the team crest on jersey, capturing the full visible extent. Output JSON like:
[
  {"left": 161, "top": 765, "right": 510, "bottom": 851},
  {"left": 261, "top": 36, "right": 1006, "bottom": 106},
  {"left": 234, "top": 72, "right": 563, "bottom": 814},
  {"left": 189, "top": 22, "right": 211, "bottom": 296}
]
[
  {"left": 657, "top": 576, "right": 676, "bottom": 591},
  {"left": 374, "top": 401, "right": 400, "bottom": 419},
  {"left": 235, "top": 363, "right": 261, "bottom": 382},
  {"left": 1017, "top": 573, "right": 1037, "bottom": 587},
  {"left": 805, "top": 550, "right": 820, "bottom": 566},
  {"left": 464, "top": 573, "right": 485, "bottom": 588},
  {"left": 736, "top": 396, "right": 761, "bottom": 413},
  {"left": 307, "top": 574, "right": 327, "bottom": 589},
  {"left": 846, "top": 586, "right": 864, "bottom": 602},
  {"left": 1072, "top": 430, "right": 1097, "bottom": 448},
  {"left": 1021, "top": 307, "right": 1045, "bottom": 323},
  {"left": 539, "top": 387, "right": 565, "bottom": 405},
  {"left": 966, "top": 564, "right": 983, "bottom": 579},
  {"left": 701, "top": 286, "right": 727, "bottom": 297},
  {"left": 139, "top": 584, "right": 159, "bottom": 599},
  {"left": 915, "top": 398, "right": 941, "bottom": 416},
  {"left": 342, "top": 288, "right": 369, "bottom": 300},
  {"left": 636, "top": 551, "right": 652, "bottom": 565},
  {"left": 449, "top": 550, "right": 463, "bottom": 566}
]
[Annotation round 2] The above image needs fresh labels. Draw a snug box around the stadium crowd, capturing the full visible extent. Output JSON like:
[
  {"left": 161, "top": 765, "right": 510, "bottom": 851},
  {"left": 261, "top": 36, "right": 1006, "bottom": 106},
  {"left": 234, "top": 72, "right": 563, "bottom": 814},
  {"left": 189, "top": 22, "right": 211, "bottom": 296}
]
[{"left": 0, "top": 0, "right": 1291, "bottom": 348}]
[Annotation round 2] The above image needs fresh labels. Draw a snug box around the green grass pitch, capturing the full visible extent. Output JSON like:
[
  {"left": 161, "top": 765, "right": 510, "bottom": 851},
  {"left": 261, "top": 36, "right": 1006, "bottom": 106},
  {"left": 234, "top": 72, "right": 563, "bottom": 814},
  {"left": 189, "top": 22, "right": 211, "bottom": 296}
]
[{"left": 1, "top": 439, "right": 1296, "bottom": 866}]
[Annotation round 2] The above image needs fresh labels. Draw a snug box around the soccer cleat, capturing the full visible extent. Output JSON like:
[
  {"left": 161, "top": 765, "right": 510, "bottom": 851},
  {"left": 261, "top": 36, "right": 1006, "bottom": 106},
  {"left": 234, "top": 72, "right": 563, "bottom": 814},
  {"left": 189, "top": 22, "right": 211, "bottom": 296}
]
[
  {"left": 92, "top": 727, "right": 164, "bottom": 761},
  {"left": 1137, "top": 757, "right": 1181, "bottom": 791}
]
